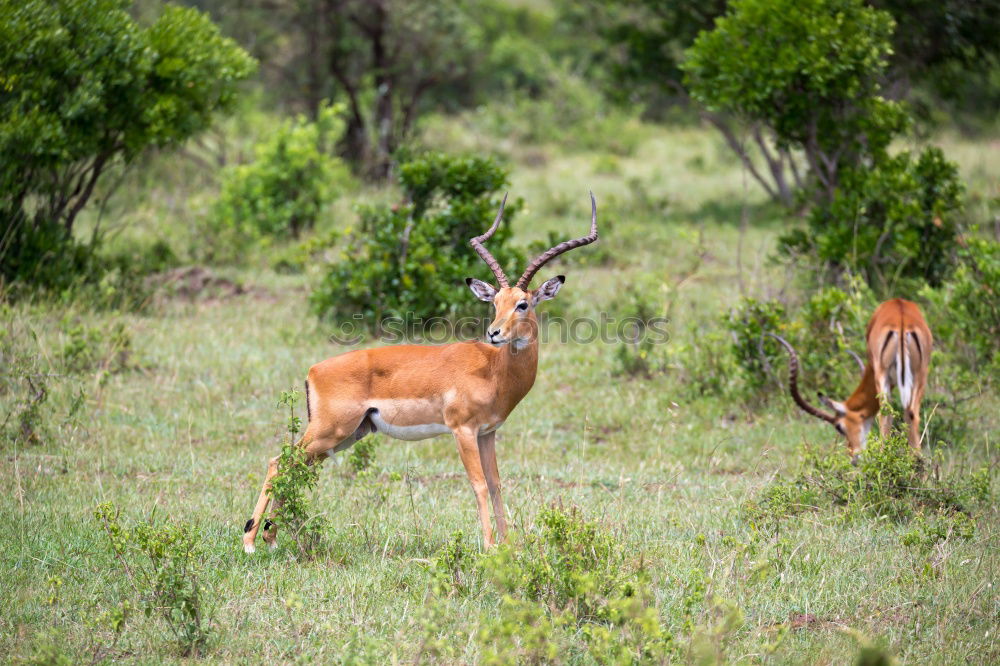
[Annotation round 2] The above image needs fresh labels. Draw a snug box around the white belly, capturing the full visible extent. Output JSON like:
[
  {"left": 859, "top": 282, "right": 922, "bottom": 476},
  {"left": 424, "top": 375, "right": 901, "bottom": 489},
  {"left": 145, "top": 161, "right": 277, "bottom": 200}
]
[{"left": 369, "top": 411, "right": 451, "bottom": 441}]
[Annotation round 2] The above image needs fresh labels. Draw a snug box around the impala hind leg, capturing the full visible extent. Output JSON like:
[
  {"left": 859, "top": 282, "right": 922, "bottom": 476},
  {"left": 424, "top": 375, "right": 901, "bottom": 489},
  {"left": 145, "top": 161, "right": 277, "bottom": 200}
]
[
  {"left": 243, "top": 407, "right": 368, "bottom": 553},
  {"left": 871, "top": 363, "right": 893, "bottom": 440},
  {"left": 905, "top": 367, "right": 928, "bottom": 455}
]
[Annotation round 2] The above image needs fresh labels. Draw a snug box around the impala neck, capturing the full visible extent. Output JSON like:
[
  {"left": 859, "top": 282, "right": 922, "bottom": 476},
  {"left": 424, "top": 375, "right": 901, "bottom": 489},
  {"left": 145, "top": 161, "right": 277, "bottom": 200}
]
[
  {"left": 493, "top": 332, "right": 539, "bottom": 412},
  {"left": 845, "top": 363, "right": 879, "bottom": 418}
]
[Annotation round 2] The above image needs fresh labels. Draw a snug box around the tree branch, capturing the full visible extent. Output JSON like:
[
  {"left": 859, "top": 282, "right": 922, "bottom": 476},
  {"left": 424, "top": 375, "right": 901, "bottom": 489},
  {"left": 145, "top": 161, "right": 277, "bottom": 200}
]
[{"left": 702, "top": 111, "right": 779, "bottom": 200}]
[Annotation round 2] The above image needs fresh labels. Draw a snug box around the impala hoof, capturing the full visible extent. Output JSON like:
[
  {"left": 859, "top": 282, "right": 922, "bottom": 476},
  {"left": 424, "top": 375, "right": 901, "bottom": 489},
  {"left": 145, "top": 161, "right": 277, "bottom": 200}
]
[
  {"left": 243, "top": 542, "right": 256, "bottom": 554},
  {"left": 851, "top": 454, "right": 860, "bottom": 467}
]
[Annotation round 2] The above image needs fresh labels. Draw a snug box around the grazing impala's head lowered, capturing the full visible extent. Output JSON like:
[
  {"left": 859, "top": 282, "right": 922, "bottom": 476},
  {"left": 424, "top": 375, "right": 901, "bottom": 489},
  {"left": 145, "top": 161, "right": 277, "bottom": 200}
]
[
  {"left": 768, "top": 333, "right": 868, "bottom": 452},
  {"left": 466, "top": 192, "right": 599, "bottom": 349}
]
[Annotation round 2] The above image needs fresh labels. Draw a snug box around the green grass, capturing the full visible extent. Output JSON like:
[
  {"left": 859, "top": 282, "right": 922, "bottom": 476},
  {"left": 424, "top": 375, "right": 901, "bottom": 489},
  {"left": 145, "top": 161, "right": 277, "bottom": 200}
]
[{"left": 2, "top": 121, "right": 998, "bottom": 664}]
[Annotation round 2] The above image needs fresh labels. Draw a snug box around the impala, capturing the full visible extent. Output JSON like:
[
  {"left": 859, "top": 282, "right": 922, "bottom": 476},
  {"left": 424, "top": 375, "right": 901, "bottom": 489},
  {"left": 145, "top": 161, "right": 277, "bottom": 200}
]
[
  {"left": 770, "top": 298, "right": 932, "bottom": 460},
  {"left": 242, "top": 193, "right": 599, "bottom": 552}
]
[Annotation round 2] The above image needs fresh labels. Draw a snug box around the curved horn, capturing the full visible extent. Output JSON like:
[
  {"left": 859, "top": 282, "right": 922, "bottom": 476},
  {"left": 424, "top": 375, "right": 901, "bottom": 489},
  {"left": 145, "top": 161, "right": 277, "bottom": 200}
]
[
  {"left": 845, "top": 349, "right": 865, "bottom": 375},
  {"left": 469, "top": 193, "right": 510, "bottom": 287},
  {"left": 516, "top": 191, "right": 599, "bottom": 290},
  {"left": 767, "top": 333, "right": 837, "bottom": 424}
]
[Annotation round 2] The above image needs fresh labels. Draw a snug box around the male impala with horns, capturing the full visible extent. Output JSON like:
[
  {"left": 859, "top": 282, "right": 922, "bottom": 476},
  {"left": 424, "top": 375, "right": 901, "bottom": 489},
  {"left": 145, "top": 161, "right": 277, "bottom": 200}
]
[{"left": 242, "top": 193, "right": 599, "bottom": 552}]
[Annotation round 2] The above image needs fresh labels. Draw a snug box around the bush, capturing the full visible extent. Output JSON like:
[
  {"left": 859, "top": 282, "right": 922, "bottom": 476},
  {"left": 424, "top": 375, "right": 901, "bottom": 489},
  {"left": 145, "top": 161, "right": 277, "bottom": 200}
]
[
  {"left": 780, "top": 147, "right": 965, "bottom": 291},
  {"left": 95, "top": 503, "right": 213, "bottom": 656},
  {"left": 944, "top": 237, "right": 1000, "bottom": 371},
  {"left": 744, "top": 422, "right": 990, "bottom": 538},
  {"left": 211, "top": 103, "right": 350, "bottom": 245},
  {"left": 312, "top": 152, "right": 525, "bottom": 325},
  {"left": 476, "top": 505, "right": 672, "bottom": 662},
  {"left": 0, "top": 0, "right": 254, "bottom": 291},
  {"left": 612, "top": 283, "right": 670, "bottom": 378}
]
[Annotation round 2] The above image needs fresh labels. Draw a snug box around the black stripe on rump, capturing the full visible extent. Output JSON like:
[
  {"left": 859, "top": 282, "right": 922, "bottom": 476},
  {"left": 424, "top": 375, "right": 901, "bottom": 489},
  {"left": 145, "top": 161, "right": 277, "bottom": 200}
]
[
  {"left": 880, "top": 330, "right": 895, "bottom": 359},
  {"left": 305, "top": 379, "right": 312, "bottom": 422}
]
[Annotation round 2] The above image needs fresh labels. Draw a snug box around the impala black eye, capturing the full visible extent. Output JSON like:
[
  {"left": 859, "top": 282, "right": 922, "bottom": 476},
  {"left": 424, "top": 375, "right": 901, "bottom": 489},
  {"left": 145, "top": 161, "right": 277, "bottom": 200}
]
[
  {"left": 835, "top": 424, "right": 845, "bottom": 435},
  {"left": 516, "top": 302, "right": 528, "bottom": 311}
]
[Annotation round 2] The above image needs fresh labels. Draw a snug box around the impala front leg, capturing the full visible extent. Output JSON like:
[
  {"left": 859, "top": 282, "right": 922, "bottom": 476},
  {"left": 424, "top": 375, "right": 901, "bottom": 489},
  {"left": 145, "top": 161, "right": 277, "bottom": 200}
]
[
  {"left": 478, "top": 430, "right": 507, "bottom": 543},
  {"left": 453, "top": 427, "right": 494, "bottom": 548}
]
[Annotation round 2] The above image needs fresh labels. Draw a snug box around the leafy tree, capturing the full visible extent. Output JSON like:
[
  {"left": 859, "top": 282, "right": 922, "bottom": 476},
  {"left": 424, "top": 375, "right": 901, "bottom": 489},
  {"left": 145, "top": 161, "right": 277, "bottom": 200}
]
[
  {"left": 580, "top": 0, "right": 999, "bottom": 202},
  {"left": 311, "top": 152, "right": 524, "bottom": 325},
  {"left": 682, "top": 0, "right": 905, "bottom": 202},
  {"left": 0, "top": 0, "right": 255, "bottom": 290}
]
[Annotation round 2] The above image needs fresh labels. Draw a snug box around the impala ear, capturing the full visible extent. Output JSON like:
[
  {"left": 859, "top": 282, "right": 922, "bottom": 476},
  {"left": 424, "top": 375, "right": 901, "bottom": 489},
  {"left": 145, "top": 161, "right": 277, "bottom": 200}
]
[
  {"left": 466, "top": 277, "right": 497, "bottom": 302},
  {"left": 818, "top": 393, "right": 846, "bottom": 415},
  {"left": 532, "top": 275, "right": 565, "bottom": 305}
]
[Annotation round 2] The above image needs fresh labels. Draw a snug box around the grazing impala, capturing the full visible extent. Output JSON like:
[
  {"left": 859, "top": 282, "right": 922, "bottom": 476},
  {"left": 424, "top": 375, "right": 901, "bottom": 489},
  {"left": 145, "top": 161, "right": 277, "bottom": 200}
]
[
  {"left": 771, "top": 299, "right": 932, "bottom": 460},
  {"left": 243, "top": 194, "right": 599, "bottom": 552}
]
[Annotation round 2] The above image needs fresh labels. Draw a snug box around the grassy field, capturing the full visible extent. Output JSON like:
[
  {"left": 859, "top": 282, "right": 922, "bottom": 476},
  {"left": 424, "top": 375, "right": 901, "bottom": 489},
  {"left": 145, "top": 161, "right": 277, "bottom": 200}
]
[{"left": 2, "top": 121, "right": 998, "bottom": 664}]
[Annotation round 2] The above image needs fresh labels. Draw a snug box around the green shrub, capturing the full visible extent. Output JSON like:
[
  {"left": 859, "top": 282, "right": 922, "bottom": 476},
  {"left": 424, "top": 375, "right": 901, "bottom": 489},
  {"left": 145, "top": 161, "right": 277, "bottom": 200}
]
[
  {"left": 781, "top": 147, "right": 965, "bottom": 291},
  {"left": 94, "top": 503, "right": 213, "bottom": 656},
  {"left": 945, "top": 237, "right": 1000, "bottom": 370},
  {"left": 477, "top": 505, "right": 672, "bottom": 662},
  {"left": 311, "top": 151, "right": 525, "bottom": 325},
  {"left": 430, "top": 531, "right": 476, "bottom": 597},
  {"left": 211, "top": 103, "right": 349, "bottom": 244},
  {"left": 725, "top": 297, "right": 787, "bottom": 393},
  {"left": 0, "top": 0, "right": 254, "bottom": 292},
  {"left": 721, "top": 284, "right": 875, "bottom": 401},
  {"left": 347, "top": 436, "right": 378, "bottom": 474},
  {"left": 744, "top": 422, "right": 990, "bottom": 538}
]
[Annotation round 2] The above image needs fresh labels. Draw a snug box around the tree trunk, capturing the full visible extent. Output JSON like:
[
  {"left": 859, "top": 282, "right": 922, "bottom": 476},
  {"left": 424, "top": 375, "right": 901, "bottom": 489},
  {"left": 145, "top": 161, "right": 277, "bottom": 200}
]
[{"left": 369, "top": 2, "right": 393, "bottom": 181}]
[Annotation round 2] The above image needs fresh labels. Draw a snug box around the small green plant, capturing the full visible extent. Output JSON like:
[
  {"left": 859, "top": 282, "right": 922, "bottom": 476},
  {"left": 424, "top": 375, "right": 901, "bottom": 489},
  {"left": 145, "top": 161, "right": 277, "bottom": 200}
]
[
  {"left": 613, "top": 284, "right": 669, "bottom": 378},
  {"left": 94, "top": 503, "right": 212, "bottom": 656},
  {"left": 347, "top": 436, "right": 377, "bottom": 474},
  {"left": 269, "top": 389, "right": 328, "bottom": 557},
  {"left": 430, "top": 531, "right": 475, "bottom": 597},
  {"left": 725, "top": 297, "right": 787, "bottom": 392},
  {"left": 211, "top": 102, "right": 350, "bottom": 246},
  {"left": 901, "top": 510, "right": 976, "bottom": 551}
]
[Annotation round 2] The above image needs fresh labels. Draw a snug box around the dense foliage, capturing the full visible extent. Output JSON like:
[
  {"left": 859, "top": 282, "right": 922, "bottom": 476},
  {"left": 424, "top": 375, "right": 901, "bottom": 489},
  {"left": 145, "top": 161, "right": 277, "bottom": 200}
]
[
  {"left": 211, "top": 103, "right": 349, "bottom": 245},
  {"left": 311, "top": 152, "right": 524, "bottom": 325},
  {"left": 780, "top": 147, "right": 965, "bottom": 290},
  {"left": 0, "top": 0, "right": 255, "bottom": 291}
]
